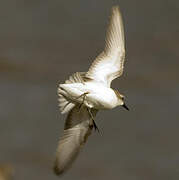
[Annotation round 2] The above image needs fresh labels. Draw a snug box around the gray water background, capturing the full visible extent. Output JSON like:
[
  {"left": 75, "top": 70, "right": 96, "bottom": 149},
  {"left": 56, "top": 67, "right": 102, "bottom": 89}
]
[{"left": 0, "top": 0, "right": 179, "bottom": 179}]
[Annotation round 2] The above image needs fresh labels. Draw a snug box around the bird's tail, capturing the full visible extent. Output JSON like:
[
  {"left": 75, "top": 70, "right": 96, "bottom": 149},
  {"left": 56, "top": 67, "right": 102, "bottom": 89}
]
[
  {"left": 58, "top": 93, "right": 75, "bottom": 114},
  {"left": 58, "top": 72, "right": 87, "bottom": 114}
]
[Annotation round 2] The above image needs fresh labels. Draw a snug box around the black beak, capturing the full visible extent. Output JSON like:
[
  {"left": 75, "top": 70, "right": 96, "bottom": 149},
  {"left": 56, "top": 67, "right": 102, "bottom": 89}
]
[{"left": 122, "top": 103, "right": 129, "bottom": 111}]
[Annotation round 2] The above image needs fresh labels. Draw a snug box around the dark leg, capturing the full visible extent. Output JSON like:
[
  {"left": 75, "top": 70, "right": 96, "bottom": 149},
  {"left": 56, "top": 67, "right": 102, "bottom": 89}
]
[
  {"left": 75, "top": 92, "right": 89, "bottom": 101},
  {"left": 78, "top": 92, "right": 89, "bottom": 112},
  {"left": 62, "top": 101, "right": 71, "bottom": 111},
  {"left": 93, "top": 120, "right": 100, "bottom": 133},
  {"left": 61, "top": 92, "right": 89, "bottom": 112},
  {"left": 87, "top": 108, "right": 100, "bottom": 133}
]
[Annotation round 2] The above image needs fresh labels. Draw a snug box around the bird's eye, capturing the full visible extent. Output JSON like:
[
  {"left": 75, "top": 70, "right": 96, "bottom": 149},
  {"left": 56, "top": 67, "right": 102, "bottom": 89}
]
[{"left": 121, "top": 96, "right": 125, "bottom": 100}]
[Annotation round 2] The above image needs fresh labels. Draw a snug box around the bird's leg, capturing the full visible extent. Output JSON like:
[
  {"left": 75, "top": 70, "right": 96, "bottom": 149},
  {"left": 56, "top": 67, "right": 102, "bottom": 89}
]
[
  {"left": 74, "top": 92, "right": 99, "bottom": 132},
  {"left": 87, "top": 108, "right": 99, "bottom": 133},
  {"left": 93, "top": 120, "right": 99, "bottom": 133},
  {"left": 62, "top": 102, "right": 70, "bottom": 112},
  {"left": 77, "top": 92, "right": 89, "bottom": 112},
  {"left": 75, "top": 92, "right": 89, "bottom": 101},
  {"left": 60, "top": 92, "right": 89, "bottom": 112}
]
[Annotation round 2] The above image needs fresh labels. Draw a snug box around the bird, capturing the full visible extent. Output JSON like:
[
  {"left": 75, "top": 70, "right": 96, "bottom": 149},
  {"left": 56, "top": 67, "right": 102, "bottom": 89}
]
[{"left": 54, "top": 6, "right": 129, "bottom": 176}]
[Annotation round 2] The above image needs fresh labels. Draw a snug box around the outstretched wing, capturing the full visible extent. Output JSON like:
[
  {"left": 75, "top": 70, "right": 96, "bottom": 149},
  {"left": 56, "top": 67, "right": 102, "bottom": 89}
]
[
  {"left": 54, "top": 105, "right": 98, "bottom": 176},
  {"left": 86, "top": 6, "right": 125, "bottom": 87}
]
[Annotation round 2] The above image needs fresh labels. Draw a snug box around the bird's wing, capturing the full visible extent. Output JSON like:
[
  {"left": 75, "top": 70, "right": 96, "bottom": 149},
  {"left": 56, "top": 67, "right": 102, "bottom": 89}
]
[
  {"left": 86, "top": 6, "right": 125, "bottom": 87},
  {"left": 54, "top": 105, "right": 98, "bottom": 176}
]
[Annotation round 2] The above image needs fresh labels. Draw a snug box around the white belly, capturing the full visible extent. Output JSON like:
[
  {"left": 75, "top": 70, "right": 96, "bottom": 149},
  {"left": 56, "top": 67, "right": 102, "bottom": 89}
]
[{"left": 59, "top": 82, "right": 118, "bottom": 110}]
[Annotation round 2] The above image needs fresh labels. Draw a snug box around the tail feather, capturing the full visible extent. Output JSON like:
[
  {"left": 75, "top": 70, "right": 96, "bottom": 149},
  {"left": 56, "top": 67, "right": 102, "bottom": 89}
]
[
  {"left": 58, "top": 72, "right": 86, "bottom": 114},
  {"left": 58, "top": 93, "right": 75, "bottom": 114}
]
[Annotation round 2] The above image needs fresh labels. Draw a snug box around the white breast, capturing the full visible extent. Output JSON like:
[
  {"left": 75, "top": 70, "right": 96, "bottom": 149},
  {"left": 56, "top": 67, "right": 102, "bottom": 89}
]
[{"left": 84, "top": 82, "right": 118, "bottom": 109}]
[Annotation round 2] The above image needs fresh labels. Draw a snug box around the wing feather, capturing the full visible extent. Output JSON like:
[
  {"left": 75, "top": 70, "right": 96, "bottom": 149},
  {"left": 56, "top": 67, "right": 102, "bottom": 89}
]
[
  {"left": 86, "top": 6, "right": 125, "bottom": 87},
  {"left": 54, "top": 105, "right": 98, "bottom": 176}
]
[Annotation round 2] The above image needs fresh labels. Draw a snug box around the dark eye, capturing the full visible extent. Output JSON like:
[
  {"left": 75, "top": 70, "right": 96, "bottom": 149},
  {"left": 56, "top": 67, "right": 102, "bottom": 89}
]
[{"left": 121, "top": 96, "right": 125, "bottom": 100}]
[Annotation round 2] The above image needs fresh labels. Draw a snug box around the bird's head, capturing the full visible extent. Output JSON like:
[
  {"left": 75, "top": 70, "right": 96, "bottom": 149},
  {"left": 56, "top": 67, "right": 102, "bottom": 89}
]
[{"left": 114, "top": 90, "right": 129, "bottom": 111}]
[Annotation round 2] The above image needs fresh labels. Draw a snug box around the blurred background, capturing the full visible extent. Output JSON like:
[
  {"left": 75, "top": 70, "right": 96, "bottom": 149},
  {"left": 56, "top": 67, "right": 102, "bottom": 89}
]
[{"left": 0, "top": 0, "right": 179, "bottom": 179}]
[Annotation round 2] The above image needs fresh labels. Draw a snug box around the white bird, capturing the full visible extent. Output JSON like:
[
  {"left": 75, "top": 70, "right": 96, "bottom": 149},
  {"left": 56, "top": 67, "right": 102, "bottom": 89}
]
[{"left": 54, "top": 6, "right": 129, "bottom": 176}]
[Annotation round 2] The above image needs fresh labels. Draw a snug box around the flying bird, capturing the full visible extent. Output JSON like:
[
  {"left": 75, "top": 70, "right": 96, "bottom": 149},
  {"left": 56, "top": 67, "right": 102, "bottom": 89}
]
[{"left": 54, "top": 6, "right": 129, "bottom": 176}]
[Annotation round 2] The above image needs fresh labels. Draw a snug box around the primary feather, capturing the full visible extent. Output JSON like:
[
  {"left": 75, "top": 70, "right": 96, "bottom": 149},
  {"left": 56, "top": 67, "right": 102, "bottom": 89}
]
[{"left": 86, "top": 6, "right": 125, "bottom": 87}]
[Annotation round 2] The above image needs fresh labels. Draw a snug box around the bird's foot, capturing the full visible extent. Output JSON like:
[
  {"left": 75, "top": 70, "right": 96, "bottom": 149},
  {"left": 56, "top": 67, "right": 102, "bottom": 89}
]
[
  {"left": 87, "top": 108, "right": 100, "bottom": 133},
  {"left": 93, "top": 120, "right": 100, "bottom": 132}
]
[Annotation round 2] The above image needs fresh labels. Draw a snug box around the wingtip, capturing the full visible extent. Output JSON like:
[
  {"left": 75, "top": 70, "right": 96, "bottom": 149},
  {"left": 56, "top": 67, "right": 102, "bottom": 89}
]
[
  {"left": 111, "top": 6, "right": 123, "bottom": 20},
  {"left": 53, "top": 160, "right": 64, "bottom": 176}
]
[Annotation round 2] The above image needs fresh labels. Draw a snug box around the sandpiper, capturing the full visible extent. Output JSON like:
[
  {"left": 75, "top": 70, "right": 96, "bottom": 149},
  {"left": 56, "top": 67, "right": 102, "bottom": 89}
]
[{"left": 54, "top": 6, "right": 129, "bottom": 175}]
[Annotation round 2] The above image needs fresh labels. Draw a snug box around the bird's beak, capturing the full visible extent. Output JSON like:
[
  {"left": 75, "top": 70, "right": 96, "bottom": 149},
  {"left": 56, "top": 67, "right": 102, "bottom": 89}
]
[{"left": 122, "top": 103, "right": 129, "bottom": 111}]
